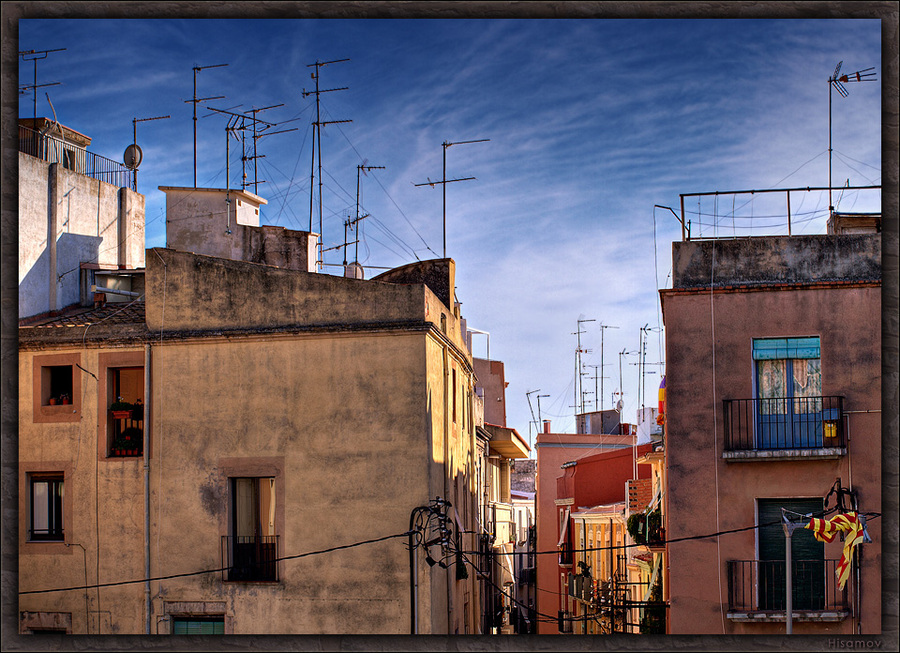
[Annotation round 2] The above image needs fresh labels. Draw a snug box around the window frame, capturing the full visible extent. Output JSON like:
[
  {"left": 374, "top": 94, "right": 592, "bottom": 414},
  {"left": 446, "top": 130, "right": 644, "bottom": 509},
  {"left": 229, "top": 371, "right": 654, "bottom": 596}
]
[
  {"left": 756, "top": 497, "right": 826, "bottom": 612},
  {"left": 752, "top": 336, "right": 824, "bottom": 449},
  {"left": 218, "top": 458, "right": 285, "bottom": 584},
  {"left": 20, "top": 463, "right": 73, "bottom": 553},
  {"left": 28, "top": 473, "right": 65, "bottom": 542},
  {"left": 98, "top": 351, "right": 146, "bottom": 461},
  {"left": 32, "top": 353, "right": 82, "bottom": 424}
]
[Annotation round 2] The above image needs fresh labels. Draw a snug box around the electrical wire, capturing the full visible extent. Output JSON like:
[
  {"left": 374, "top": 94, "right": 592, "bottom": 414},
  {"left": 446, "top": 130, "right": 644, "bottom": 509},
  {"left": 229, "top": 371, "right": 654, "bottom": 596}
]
[{"left": 19, "top": 531, "right": 410, "bottom": 596}]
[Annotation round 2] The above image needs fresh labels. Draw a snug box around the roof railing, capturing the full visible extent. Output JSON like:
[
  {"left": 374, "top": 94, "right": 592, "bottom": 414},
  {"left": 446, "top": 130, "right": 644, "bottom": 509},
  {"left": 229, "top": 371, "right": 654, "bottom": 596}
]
[{"left": 19, "top": 124, "right": 135, "bottom": 190}]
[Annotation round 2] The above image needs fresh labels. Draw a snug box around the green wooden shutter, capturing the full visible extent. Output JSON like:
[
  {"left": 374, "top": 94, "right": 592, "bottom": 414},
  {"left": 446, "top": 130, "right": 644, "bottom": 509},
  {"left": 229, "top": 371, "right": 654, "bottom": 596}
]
[
  {"left": 172, "top": 618, "right": 224, "bottom": 634},
  {"left": 758, "top": 498, "right": 825, "bottom": 611}
]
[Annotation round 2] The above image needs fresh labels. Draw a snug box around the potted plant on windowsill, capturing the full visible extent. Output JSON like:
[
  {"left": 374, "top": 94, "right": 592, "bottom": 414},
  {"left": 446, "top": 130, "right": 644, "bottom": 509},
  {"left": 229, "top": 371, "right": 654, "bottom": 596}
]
[
  {"left": 111, "top": 427, "right": 143, "bottom": 457},
  {"left": 109, "top": 397, "right": 133, "bottom": 420}
]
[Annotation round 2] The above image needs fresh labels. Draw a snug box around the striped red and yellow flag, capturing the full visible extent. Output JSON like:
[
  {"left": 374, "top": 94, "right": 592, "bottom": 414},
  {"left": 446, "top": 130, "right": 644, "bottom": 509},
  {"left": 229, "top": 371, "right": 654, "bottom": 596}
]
[{"left": 805, "top": 512, "right": 864, "bottom": 590}]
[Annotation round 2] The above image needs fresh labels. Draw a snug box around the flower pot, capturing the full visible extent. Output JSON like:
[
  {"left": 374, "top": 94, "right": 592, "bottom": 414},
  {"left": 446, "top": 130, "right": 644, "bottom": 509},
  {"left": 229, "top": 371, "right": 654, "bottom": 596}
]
[
  {"left": 49, "top": 398, "right": 58, "bottom": 406},
  {"left": 111, "top": 410, "right": 132, "bottom": 419}
]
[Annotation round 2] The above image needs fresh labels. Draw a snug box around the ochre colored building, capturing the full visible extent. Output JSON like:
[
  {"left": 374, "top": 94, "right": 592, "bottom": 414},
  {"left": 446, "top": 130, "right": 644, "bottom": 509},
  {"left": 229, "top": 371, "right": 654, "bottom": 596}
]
[
  {"left": 19, "top": 122, "right": 486, "bottom": 633},
  {"left": 19, "top": 248, "right": 484, "bottom": 634}
]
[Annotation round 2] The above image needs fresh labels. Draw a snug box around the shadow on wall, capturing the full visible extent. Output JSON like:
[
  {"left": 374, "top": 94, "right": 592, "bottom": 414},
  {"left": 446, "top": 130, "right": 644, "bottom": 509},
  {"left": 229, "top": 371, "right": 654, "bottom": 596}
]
[{"left": 20, "top": 232, "right": 101, "bottom": 318}]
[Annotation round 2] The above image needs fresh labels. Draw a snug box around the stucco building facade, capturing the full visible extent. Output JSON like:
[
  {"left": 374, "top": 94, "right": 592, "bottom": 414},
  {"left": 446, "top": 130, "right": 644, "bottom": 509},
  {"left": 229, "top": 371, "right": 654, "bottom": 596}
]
[
  {"left": 18, "top": 122, "right": 487, "bottom": 635},
  {"left": 660, "top": 223, "right": 882, "bottom": 634}
]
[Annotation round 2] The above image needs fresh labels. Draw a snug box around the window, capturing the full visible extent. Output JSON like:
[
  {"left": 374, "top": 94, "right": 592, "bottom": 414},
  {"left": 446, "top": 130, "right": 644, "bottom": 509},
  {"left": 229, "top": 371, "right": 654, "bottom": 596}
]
[
  {"left": 172, "top": 617, "right": 225, "bottom": 634},
  {"left": 452, "top": 368, "right": 458, "bottom": 423},
  {"left": 29, "top": 474, "right": 64, "bottom": 541},
  {"left": 757, "top": 498, "right": 825, "bottom": 611},
  {"left": 42, "top": 365, "right": 72, "bottom": 406},
  {"left": 754, "top": 337, "right": 823, "bottom": 448},
  {"left": 107, "top": 366, "right": 144, "bottom": 457},
  {"left": 33, "top": 354, "right": 82, "bottom": 423},
  {"left": 225, "top": 477, "right": 277, "bottom": 581}
]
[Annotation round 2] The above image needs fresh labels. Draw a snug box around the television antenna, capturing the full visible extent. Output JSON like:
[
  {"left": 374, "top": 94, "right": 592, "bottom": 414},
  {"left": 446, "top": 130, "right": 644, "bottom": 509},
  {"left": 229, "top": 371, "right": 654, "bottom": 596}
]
[
  {"left": 131, "top": 114, "right": 170, "bottom": 191},
  {"left": 415, "top": 138, "right": 490, "bottom": 258},
  {"left": 243, "top": 104, "right": 298, "bottom": 195},
  {"left": 185, "top": 62, "right": 228, "bottom": 187},
  {"left": 827, "top": 61, "right": 876, "bottom": 212},
  {"left": 572, "top": 318, "right": 595, "bottom": 416},
  {"left": 597, "top": 323, "right": 619, "bottom": 411},
  {"left": 19, "top": 48, "right": 65, "bottom": 124},
  {"left": 302, "top": 58, "right": 352, "bottom": 270},
  {"left": 345, "top": 162, "right": 385, "bottom": 265}
]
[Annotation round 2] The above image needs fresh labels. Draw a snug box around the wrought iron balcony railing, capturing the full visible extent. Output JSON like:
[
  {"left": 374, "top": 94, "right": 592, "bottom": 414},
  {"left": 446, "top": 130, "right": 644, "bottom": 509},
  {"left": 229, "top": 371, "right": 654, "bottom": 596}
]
[
  {"left": 723, "top": 396, "right": 845, "bottom": 451},
  {"left": 108, "top": 411, "right": 143, "bottom": 458},
  {"left": 727, "top": 559, "right": 849, "bottom": 613},
  {"left": 19, "top": 125, "right": 135, "bottom": 190},
  {"left": 221, "top": 535, "right": 279, "bottom": 582}
]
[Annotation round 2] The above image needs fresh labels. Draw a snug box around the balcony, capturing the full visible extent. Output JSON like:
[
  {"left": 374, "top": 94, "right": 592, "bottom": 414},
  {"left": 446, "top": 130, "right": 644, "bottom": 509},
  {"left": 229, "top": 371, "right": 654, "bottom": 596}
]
[
  {"left": 727, "top": 559, "right": 850, "bottom": 622},
  {"left": 108, "top": 410, "right": 143, "bottom": 458},
  {"left": 19, "top": 124, "right": 135, "bottom": 190},
  {"left": 221, "top": 535, "right": 279, "bottom": 582},
  {"left": 723, "top": 396, "right": 845, "bottom": 460}
]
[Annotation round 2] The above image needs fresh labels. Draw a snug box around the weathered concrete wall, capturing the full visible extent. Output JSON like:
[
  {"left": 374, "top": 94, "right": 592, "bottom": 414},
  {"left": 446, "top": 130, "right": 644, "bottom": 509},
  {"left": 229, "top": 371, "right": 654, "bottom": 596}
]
[
  {"left": 372, "top": 258, "right": 455, "bottom": 312},
  {"left": 148, "top": 332, "right": 434, "bottom": 634},
  {"left": 663, "top": 284, "right": 881, "bottom": 634},
  {"left": 672, "top": 234, "right": 881, "bottom": 289},
  {"left": 145, "top": 247, "right": 428, "bottom": 332},
  {"left": 161, "top": 186, "right": 316, "bottom": 273},
  {"left": 19, "top": 153, "right": 145, "bottom": 319}
]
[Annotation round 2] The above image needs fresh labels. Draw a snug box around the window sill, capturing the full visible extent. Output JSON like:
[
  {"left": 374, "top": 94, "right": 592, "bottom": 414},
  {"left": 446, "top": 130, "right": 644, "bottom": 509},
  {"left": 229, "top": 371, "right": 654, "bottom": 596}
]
[
  {"left": 727, "top": 610, "right": 850, "bottom": 623},
  {"left": 723, "top": 447, "right": 846, "bottom": 462}
]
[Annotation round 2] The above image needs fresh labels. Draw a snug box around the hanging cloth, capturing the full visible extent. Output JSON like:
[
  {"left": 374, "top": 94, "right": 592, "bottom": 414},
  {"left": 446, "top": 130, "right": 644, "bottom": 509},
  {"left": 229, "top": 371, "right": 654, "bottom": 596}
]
[{"left": 804, "top": 511, "right": 866, "bottom": 590}]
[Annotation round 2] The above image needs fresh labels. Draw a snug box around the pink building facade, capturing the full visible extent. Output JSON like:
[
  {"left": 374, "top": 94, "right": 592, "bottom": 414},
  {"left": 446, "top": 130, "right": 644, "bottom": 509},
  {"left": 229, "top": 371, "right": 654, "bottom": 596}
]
[
  {"left": 661, "top": 228, "right": 882, "bottom": 634},
  {"left": 534, "top": 422, "right": 644, "bottom": 634}
]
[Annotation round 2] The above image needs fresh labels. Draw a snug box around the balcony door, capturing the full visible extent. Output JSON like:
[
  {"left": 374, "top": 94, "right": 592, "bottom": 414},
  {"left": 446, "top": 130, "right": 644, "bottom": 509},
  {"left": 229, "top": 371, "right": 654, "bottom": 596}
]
[
  {"left": 754, "top": 337, "right": 822, "bottom": 449},
  {"left": 758, "top": 498, "right": 825, "bottom": 611},
  {"left": 230, "top": 477, "right": 277, "bottom": 581}
]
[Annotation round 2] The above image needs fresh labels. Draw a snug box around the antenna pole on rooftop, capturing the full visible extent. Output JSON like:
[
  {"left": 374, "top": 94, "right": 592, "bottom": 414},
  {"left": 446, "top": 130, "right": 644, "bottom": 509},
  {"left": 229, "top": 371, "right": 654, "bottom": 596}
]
[
  {"left": 415, "top": 138, "right": 489, "bottom": 259},
  {"left": 132, "top": 114, "right": 170, "bottom": 192},
  {"left": 19, "top": 48, "right": 65, "bottom": 125},
  {"left": 302, "top": 58, "right": 351, "bottom": 271},
  {"left": 187, "top": 63, "right": 228, "bottom": 188},
  {"left": 827, "top": 61, "right": 876, "bottom": 214}
]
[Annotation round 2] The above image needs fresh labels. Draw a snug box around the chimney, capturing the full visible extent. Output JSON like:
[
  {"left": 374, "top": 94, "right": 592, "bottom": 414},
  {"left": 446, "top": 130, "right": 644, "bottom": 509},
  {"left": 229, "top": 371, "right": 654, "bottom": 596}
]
[{"left": 543, "top": 420, "right": 551, "bottom": 434}]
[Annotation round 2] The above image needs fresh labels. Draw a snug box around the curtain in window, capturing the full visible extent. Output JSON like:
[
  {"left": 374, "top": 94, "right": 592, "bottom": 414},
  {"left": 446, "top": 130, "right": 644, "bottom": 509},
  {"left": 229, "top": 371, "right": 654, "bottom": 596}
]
[
  {"left": 234, "top": 478, "right": 255, "bottom": 539},
  {"left": 757, "top": 359, "right": 787, "bottom": 415},
  {"left": 792, "top": 359, "right": 822, "bottom": 413}
]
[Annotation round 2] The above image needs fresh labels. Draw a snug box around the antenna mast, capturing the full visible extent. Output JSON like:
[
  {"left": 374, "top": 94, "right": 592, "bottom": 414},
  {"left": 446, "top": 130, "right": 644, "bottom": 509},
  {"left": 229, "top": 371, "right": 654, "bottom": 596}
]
[
  {"left": 415, "top": 138, "right": 489, "bottom": 258},
  {"left": 131, "top": 114, "right": 170, "bottom": 191},
  {"left": 186, "top": 63, "right": 227, "bottom": 188},
  {"left": 243, "top": 104, "right": 298, "bottom": 195},
  {"left": 302, "top": 58, "right": 351, "bottom": 270},
  {"left": 573, "top": 318, "right": 595, "bottom": 417},
  {"left": 348, "top": 163, "right": 385, "bottom": 265},
  {"left": 827, "top": 61, "right": 876, "bottom": 212},
  {"left": 598, "top": 323, "right": 619, "bottom": 412},
  {"left": 19, "top": 48, "right": 65, "bottom": 125}
]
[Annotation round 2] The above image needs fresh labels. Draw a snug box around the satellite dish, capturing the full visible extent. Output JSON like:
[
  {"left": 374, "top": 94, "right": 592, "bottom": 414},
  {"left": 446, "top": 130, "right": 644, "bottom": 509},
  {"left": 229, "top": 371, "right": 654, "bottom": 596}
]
[
  {"left": 616, "top": 399, "right": 624, "bottom": 413},
  {"left": 123, "top": 143, "right": 142, "bottom": 170}
]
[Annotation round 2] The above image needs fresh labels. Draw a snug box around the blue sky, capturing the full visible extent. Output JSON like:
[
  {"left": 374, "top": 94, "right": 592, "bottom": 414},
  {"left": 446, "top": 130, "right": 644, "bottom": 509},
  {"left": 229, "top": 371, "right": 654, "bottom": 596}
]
[{"left": 18, "top": 17, "right": 882, "bottom": 443}]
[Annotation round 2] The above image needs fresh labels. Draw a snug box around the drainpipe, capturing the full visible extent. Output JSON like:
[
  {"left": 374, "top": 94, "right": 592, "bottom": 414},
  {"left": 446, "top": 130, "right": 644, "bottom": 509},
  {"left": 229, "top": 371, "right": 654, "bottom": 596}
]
[
  {"left": 144, "top": 344, "right": 151, "bottom": 634},
  {"left": 443, "top": 342, "right": 452, "bottom": 634},
  {"left": 48, "top": 163, "right": 59, "bottom": 312}
]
